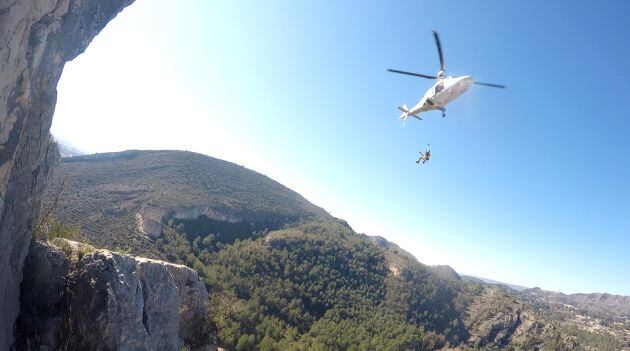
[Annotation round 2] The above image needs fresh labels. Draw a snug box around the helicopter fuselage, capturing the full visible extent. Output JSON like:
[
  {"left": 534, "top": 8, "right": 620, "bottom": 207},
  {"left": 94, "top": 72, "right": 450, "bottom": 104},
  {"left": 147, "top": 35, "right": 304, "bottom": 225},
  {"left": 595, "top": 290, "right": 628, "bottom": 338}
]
[{"left": 408, "top": 75, "right": 474, "bottom": 115}]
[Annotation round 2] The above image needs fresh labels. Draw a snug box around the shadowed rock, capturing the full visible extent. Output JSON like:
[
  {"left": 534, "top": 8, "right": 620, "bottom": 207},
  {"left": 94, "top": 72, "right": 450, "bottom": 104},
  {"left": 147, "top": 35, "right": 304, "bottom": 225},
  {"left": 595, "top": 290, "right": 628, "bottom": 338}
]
[{"left": 0, "top": 0, "right": 134, "bottom": 348}]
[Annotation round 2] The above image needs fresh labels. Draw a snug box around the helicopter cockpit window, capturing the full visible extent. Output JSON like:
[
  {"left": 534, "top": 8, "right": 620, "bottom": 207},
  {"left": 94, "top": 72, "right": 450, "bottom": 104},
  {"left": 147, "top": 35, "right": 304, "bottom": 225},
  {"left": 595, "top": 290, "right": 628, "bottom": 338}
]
[{"left": 435, "top": 82, "right": 444, "bottom": 94}]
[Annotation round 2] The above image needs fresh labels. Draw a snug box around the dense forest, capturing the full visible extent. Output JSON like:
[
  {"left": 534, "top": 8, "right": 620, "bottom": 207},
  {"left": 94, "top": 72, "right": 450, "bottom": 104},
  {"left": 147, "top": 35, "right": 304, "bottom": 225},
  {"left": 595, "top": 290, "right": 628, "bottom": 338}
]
[{"left": 158, "top": 220, "right": 467, "bottom": 350}]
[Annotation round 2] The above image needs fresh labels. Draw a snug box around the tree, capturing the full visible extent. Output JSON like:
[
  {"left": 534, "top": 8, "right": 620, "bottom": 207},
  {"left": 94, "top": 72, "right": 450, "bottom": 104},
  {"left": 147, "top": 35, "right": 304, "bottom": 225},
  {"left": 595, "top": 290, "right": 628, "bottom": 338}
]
[{"left": 236, "top": 334, "right": 255, "bottom": 351}]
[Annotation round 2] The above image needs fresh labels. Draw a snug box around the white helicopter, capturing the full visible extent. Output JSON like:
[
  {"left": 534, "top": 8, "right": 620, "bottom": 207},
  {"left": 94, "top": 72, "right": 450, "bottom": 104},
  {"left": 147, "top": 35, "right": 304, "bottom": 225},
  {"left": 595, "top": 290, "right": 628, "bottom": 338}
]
[{"left": 389, "top": 31, "right": 506, "bottom": 122}]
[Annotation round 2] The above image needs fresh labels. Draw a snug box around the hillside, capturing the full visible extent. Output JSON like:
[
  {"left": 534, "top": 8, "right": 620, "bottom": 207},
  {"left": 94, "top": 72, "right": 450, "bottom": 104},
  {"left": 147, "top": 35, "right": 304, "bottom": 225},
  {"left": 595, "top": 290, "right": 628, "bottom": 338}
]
[
  {"left": 41, "top": 150, "right": 628, "bottom": 350},
  {"left": 43, "top": 150, "right": 330, "bottom": 256}
]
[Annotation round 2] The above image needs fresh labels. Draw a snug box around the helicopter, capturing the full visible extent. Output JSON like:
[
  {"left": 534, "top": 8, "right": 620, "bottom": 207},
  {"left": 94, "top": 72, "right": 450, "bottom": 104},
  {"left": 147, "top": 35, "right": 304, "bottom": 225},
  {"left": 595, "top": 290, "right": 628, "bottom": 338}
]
[{"left": 389, "top": 30, "right": 506, "bottom": 122}]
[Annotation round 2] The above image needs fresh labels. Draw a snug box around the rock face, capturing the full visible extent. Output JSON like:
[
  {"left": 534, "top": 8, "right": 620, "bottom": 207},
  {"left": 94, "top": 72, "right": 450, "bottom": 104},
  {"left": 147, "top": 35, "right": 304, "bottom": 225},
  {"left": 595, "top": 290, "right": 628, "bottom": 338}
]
[
  {"left": 137, "top": 207, "right": 165, "bottom": 239},
  {"left": 13, "top": 240, "right": 69, "bottom": 349},
  {"left": 0, "top": 0, "right": 133, "bottom": 347},
  {"left": 14, "top": 240, "right": 211, "bottom": 350},
  {"left": 464, "top": 287, "right": 542, "bottom": 349}
]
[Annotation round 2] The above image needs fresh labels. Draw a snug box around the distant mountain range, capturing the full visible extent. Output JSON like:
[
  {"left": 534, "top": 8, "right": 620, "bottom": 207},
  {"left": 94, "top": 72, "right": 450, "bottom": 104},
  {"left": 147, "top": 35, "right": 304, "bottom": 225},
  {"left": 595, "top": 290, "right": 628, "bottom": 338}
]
[
  {"left": 521, "top": 287, "right": 630, "bottom": 318},
  {"left": 41, "top": 149, "right": 630, "bottom": 350},
  {"left": 461, "top": 274, "right": 529, "bottom": 291},
  {"left": 462, "top": 275, "right": 630, "bottom": 319},
  {"left": 54, "top": 138, "right": 86, "bottom": 157}
]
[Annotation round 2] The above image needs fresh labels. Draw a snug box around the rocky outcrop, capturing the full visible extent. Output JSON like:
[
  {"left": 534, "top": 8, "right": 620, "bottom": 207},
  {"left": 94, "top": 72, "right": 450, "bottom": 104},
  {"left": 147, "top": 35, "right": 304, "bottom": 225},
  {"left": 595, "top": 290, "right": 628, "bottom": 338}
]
[
  {"left": 0, "top": 0, "right": 133, "bottom": 347},
  {"left": 136, "top": 205, "right": 244, "bottom": 239},
  {"left": 136, "top": 207, "right": 164, "bottom": 238},
  {"left": 165, "top": 261, "right": 211, "bottom": 347},
  {"left": 14, "top": 240, "right": 212, "bottom": 350},
  {"left": 464, "top": 287, "right": 542, "bottom": 348}
]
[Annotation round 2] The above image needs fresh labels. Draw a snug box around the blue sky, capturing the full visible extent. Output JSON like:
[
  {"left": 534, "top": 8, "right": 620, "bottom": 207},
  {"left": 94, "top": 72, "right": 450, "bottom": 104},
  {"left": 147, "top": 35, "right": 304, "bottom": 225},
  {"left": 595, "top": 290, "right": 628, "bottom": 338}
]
[{"left": 52, "top": 1, "right": 630, "bottom": 295}]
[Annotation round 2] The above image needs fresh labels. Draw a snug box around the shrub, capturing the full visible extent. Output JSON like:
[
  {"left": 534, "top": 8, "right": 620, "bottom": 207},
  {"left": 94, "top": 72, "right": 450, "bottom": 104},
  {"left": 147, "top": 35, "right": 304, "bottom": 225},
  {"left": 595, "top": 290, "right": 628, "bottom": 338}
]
[{"left": 46, "top": 221, "right": 80, "bottom": 241}]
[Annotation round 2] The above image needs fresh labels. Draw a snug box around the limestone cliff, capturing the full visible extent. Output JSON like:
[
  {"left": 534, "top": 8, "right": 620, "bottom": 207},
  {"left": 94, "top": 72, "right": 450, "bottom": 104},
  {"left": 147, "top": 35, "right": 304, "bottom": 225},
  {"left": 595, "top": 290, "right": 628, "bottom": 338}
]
[
  {"left": 14, "top": 240, "right": 212, "bottom": 350},
  {"left": 0, "top": 0, "right": 133, "bottom": 347}
]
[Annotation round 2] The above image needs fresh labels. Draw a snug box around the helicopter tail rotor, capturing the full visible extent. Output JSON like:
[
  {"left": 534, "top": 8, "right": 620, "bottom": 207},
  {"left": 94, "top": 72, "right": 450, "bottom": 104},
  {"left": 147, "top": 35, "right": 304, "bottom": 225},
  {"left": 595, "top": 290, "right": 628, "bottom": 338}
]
[
  {"left": 397, "top": 105, "right": 422, "bottom": 124},
  {"left": 398, "top": 104, "right": 409, "bottom": 124}
]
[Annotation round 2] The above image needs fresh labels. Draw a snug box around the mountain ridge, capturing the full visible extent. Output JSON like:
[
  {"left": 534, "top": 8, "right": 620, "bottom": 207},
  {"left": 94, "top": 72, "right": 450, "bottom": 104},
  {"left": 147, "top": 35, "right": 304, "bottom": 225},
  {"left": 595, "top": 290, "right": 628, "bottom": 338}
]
[
  {"left": 460, "top": 274, "right": 530, "bottom": 292},
  {"left": 44, "top": 149, "right": 331, "bottom": 256},
  {"left": 521, "top": 287, "right": 630, "bottom": 318}
]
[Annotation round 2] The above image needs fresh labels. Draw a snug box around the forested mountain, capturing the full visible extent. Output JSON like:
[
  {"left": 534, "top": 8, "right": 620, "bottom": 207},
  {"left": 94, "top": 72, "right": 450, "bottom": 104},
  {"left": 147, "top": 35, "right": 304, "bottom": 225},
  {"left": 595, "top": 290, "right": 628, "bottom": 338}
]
[{"left": 42, "top": 149, "right": 629, "bottom": 350}]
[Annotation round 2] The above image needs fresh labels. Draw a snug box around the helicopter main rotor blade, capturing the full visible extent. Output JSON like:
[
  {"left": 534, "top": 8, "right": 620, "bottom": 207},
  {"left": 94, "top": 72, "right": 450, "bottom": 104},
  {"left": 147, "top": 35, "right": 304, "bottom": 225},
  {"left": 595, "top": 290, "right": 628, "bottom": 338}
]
[
  {"left": 474, "top": 81, "right": 507, "bottom": 89},
  {"left": 433, "top": 30, "right": 445, "bottom": 72},
  {"left": 387, "top": 69, "right": 437, "bottom": 80}
]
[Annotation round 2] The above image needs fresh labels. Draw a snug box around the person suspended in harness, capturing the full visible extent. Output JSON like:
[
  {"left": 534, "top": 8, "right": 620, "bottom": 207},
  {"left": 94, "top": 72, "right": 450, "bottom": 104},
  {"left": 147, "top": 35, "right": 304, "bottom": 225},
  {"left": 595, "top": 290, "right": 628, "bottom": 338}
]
[{"left": 416, "top": 144, "right": 431, "bottom": 164}]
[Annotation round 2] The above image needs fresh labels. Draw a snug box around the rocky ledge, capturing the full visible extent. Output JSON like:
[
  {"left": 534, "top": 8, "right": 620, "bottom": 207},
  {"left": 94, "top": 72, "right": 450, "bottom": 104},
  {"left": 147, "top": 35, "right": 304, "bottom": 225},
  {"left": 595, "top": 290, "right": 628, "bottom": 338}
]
[{"left": 14, "top": 240, "right": 213, "bottom": 350}]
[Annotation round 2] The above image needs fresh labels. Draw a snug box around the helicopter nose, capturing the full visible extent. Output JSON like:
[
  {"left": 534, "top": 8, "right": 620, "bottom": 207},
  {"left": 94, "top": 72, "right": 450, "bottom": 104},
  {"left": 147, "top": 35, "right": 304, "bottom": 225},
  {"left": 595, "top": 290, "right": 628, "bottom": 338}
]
[{"left": 460, "top": 76, "right": 474, "bottom": 89}]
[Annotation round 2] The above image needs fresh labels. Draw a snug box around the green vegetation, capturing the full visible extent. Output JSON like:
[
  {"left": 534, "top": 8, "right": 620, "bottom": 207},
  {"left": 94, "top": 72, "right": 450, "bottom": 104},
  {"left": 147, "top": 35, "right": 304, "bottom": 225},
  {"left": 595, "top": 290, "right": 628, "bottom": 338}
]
[
  {"left": 32, "top": 216, "right": 99, "bottom": 261},
  {"left": 45, "top": 150, "right": 630, "bottom": 350},
  {"left": 157, "top": 220, "right": 469, "bottom": 350},
  {"left": 44, "top": 221, "right": 80, "bottom": 241},
  {"left": 529, "top": 324, "right": 621, "bottom": 351}
]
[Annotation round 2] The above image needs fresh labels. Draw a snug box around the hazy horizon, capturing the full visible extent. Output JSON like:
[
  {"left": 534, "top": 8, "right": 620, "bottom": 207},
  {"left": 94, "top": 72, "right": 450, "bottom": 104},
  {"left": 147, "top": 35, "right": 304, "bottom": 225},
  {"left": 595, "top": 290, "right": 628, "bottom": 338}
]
[{"left": 51, "top": 1, "right": 630, "bottom": 295}]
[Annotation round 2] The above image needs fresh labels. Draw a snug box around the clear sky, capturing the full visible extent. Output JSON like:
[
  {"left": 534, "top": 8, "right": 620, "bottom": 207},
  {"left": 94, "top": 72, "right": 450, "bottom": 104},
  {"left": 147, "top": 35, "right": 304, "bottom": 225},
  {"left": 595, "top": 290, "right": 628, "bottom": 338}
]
[{"left": 51, "top": 1, "right": 630, "bottom": 295}]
